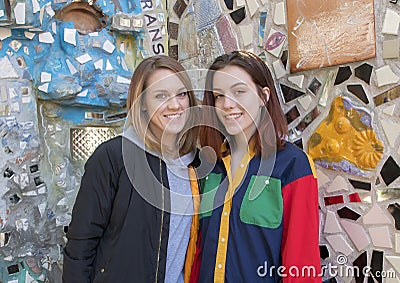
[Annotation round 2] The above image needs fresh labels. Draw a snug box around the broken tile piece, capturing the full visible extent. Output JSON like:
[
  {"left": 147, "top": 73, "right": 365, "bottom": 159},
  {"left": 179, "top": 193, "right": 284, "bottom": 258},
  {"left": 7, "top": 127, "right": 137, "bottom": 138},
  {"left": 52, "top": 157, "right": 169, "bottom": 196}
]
[
  {"left": 316, "top": 169, "right": 330, "bottom": 187},
  {"left": 380, "top": 119, "right": 400, "bottom": 148},
  {"left": 237, "top": 0, "right": 245, "bottom": 6},
  {"left": 0, "top": 57, "right": 19, "bottom": 79},
  {"left": 381, "top": 157, "right": 400, "bottom": 186},
  {"left": 325, "top": 234, "right": 353, "bottom": 256},
  {"left": 355, "top": 63, "right": 373, "bottom": 85},
  {"left": 347, "top": 85, "right": 369, "bottom": 104},
  {"left": 264, "top": 28, "right": 286, "bottom": 57},
  {"left": 383, "top": 104, "right": 397, "bottom": 116},
  {"left": 32, "top": 0, "right": 40, "bottom": 13},
  {"left": 246, "top": 0, "right": 259, "bottom": 17},
  {"left": 273, "top": 2, "right": 286, "bottom": 26},
  {"left": 349, "top": 179, "right": 371, "bottom": 191},
  {"left": 298, "top": 95, "right": 312, "bottom": 111},
  {"left": 103, "top": 40, "right": 115, "bottom": 54},
  {"left": 382, "top": 8, "right": 400, "bottom": 35},
  {"left": 64, "top": 28, "right": 76, "bottom": 46},
  {"left": 386, "top": 256, "right": 400, "bottom": 274},
  {"left": 66, "top": 59, "right": 77, "bottom": 75},
  {"left": 41, "top": 72, "right": 51, "bottom": 83},
  {"left": 319, "top": 245, "right": 329, "bottom": 259},
  {"left": 383, "top": 39, "right": 400, "bottom": 59},
  {"left": 106, "top": 60, "right": 113, "bottom": 70},
  {"left": 388, "top": 203, "right": 400, "bottom": 230},
  {"left": 258, "top": 12, "right": 267, "bottom": 46},
  {"left": 326, "top": 176, "right": 348, "bottom": 193},
  {"left": 0, "top": 28, "right": 12, "bottom": 40},
  {"left": 224, "top": 0, "right": 234, "bottom": 10},
  {"left": 353, "top": 251, "right": 367, "bottom": 283},
  {"left": 288, "top": 75, "right": 304, "bottom": 88},
  {"left": 24, "top": 31, "right": 35, "bottom": 39},
  {"left": 396, "top": 233, "right": 400, "bottom": 253},
  {"left": 324, "top": 195, "right": 344, "bottom": 206},
  {"left": 340, "top": 219, "right": 370, "bottom": 251},
  {"left": 385, "top": 269, "right": 400, "bottom": 283},
  {"left": 334, "top": 66, "right": 352, "bottom": 85},
  {"left": 14, "top": 3, "right": 26, "bottom": 24},
  {"left": 239, "top": 24, "right": 253, "bottom": 46},
  {"left": 363, "top": 204, "right": 392, "bottom": 225},
  {"left": 285, "top": 105, "right": 299, "bottom": 124},
  {"left": 280, "top": 83, "right": 305, "bottom": 103},
  {"left": 280, "top": 50, "right": 288, "bottom": 68},
  {"left": 94, "top": 59, "right": 103, "bottom": 70},
  {"left": 272, "top": 60, "right": 286, "bottom": 79},
  {"left": 230, "top": 7, "right": 246, "bottom": 24},
  {"left": 307, "top": 77, "right": 322, "bottom": 96},
  {"left": 337, "top": 207, "right": 361, "bottom": 221},
  {"left": 117, "top": 76, "right": 130, "bottom": 84},
  {"left": 368, "top": 226, "right": 392, "bottom": 248},
  {"left": 375, "top": 65, "right": 400, "bottom": 87},
  {"left": 348, "top": 192, "right": 361, "bottom": 202},
  {"left": 319, "top": 71, "right": 335, "bottom": 106},
  {"left": 38, "top": 32, "right": 54, "bottom": 43},
  {"left": 38, "top": 83, "right": 49, "bottom": 93},
  {"left": 76, "top": 54, "right": 92, "bottom": 64},
  {"left": 324, "top": 210, "right": 343, "bottom": 233}
]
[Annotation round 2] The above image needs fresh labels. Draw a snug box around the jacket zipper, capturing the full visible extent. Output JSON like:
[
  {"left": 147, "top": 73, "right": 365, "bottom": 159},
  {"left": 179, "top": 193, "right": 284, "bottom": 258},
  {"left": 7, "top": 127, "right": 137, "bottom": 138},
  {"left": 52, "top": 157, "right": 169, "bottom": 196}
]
[{"left": 155, "top": 158, "right": 164, "bottom": 283}]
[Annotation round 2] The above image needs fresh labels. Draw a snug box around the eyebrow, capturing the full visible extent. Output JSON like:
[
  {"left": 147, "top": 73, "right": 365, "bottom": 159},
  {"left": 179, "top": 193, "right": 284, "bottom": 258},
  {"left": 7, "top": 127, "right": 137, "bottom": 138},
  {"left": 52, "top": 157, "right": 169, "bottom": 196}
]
[
  {"left": 153, "top": 87, "right": 187, "bottom": 93},
  {"left": 213, "top": 82, "right": 247, "bottom": 91}
]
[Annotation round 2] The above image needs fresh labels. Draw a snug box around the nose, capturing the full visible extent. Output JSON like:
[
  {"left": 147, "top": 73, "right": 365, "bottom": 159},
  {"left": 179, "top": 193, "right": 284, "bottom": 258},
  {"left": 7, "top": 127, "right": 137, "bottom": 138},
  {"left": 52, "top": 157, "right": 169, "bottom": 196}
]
[
  {"left": 166, "top": 95, "right": 181, "bottom": 109},
  {"left": 222, "top": 96, "right": 236, "bottom": 109}
]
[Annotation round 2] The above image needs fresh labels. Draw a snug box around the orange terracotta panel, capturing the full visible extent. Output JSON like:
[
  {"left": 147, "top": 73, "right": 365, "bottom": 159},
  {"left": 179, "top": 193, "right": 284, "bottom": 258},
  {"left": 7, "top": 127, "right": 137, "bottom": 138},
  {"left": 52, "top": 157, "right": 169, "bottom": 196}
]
[{"left": 286, "top": 0, "right": 376, "bottom": 73}]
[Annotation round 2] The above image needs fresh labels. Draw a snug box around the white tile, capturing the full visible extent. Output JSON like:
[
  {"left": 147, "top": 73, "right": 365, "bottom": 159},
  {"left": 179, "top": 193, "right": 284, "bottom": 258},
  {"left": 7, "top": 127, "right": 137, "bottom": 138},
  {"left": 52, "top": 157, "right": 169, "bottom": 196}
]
[
  {"left": 298, "top": 95, "right": 312, "bottom": 110},
  {"left": 103, "top": 39, "right": 115, "bottom": 54},
  {"left": 363, "top": 203, "right": 393, "bottom": 225},
  {"left": 38, "top": 32, "right": 54, "bottom": 43},
  {"left": 396, "top": 233, "right": 400, "bottom": 253},
  {"left": 25, "top": 269, "right": 35, "bottom": 283},
  {"left": 89, "top": 32, "right": 99, "bottom": 37},
  {"left": 376, "top": 65, "right": 400, "bottom": 87},
  {"left": 117, "top": 76, "right": 131, "bottom": 84},
  {"left": 380, "top": 119, "right": 400, "bottom": 148},
  {"left": 326, "top": 176, "right": 349, "bottom": 193},
  {"left": 236, "top": 0, "right": 245, "bottom": 6},
  {"left": 340, "top": 220, "right": 370, "bottom": 251},
  {"left": 120, "top": 42, "right": 125, "bottom": 53},
  {"left": 239, "top": 24, "right": 253, "bottom": 47},
  {"left": 45, "top": 2, "right": 55, "bottom": 17},
  {"left": 0, "top": 28, "right": 11, "bottom": 40},
  {"left": 66, "top": 59, "right": 77, "bottom": 75},
  {"left": 288, "top": 75, "right": 304, "bottom": 88},
  {"left": 273, "top": 2, "right": 286, "bottom": 26},
  {"left": 324, "top": 210, "right": 343, "bottom": 233},
  {"left": 383, "top": 104, "right": 397, "bottom": 116},
  {"left": 0, "top": 57, "right": 19, "bottom": 79},
  {"left": 382, "top": 9, "right": 400, "bottom": 35},
  {"left": 76, "top": 54, "right": 92, "bottom": 64},
  {"left": 52, "top": 22, "right": 56, "bottom": 34},
  {"left": 77, "top": 89, "right": 88, "bottom": 97},
  {"left": 64, "top": 28, "right": 76, "bottom": 46},
  {"left": 325, "top": 234, "right": 353, "bottom": 256},
  {"left": 368, "top": 226, "right": 392, "bottom": 248},
  {"left": 94, "top": 59, "right": 103, "bottom": 70},
  {"left": 38, "top": 83, "right": 49, "bottom": 93},
  {"left": 385, "top": 269, "right": 400, "bottom": 283},
  {"left": 265, "top": 28, "right": 286, "bottom": 57},
  {"left": 386, "top": 256, "right": 400, "bottom": 274},
  {"left": 316, "top": 169, "right": 330, "bottom": 186},
  {"left": 32, "top": 0, "right": 40, "bottom": 13},
  {"left": 14, "top": 3, "right": 25, "bottom": 25},
  {"left": 246, "top": 0, "right": 259, "bottom": 17},
  {"left": 0, "top": 10, "right": 4, "bottom": 17},
  {"left": 272, "top": 60, "right": 286, "bottom": 79},
  {"left": 383, "top": 39, "right": 399, "bottom": 59},
  {"left": 24, "top": 31, "right": 35, "bottom": 39},
  {"left": 106, "top": 60, "right": 113, "bottom": 70},
  {"left": 40, "top": 72, "right": 51, "bottom": 83}
]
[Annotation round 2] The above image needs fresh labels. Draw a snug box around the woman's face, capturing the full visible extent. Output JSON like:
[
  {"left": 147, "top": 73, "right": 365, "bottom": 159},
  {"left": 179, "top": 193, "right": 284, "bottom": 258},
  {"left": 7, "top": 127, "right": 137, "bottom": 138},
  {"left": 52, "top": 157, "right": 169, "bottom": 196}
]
[
  {"left": 212, "top": 65, "right": 266, "bottom": 139},
  {"left": 143, "top": 68, "right": 190, "bottom": 142}
]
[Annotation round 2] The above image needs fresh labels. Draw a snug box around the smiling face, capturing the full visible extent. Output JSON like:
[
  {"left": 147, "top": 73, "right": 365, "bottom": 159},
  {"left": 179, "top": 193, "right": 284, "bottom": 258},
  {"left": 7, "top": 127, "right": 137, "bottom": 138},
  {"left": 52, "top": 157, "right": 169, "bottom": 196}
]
[
  {"left": 143, "top": 68, "right": 189, "bottom": 144},
  {"left": 212, "top": 65, "right": 267, "bottom": 140}
]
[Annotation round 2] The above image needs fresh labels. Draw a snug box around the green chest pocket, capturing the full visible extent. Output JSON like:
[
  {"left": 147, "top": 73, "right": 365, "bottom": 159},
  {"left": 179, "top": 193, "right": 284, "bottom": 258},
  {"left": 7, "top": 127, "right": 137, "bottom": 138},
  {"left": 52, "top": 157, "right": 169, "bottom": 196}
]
[
  {"left": 200, "top": 173, "right": 222, "bottom": 219},
  {"left": 240, "top": 175, "right": 282, "bottom": 228}
]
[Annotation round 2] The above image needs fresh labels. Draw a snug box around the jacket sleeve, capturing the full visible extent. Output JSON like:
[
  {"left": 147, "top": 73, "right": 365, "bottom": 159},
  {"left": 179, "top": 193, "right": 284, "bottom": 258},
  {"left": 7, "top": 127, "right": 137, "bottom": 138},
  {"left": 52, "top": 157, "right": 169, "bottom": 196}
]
[
  {"left": 62, "top": 142, "right": 119, "bottom": 283},
  {"left": 280, "top": 157, "right": 321, "bottom": 282}
]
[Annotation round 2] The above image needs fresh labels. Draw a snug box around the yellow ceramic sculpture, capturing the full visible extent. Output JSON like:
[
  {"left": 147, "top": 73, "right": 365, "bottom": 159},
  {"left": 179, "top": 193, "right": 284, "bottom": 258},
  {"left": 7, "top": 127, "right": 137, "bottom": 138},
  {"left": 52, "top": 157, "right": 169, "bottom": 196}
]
[{"left": 308, "top": 96, "right": 384, "bottom": 173}]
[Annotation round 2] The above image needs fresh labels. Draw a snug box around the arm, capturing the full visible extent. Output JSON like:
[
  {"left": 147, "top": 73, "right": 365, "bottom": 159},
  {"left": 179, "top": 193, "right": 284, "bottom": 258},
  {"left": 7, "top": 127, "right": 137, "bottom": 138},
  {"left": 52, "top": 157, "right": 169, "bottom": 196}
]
[
  {"left": 281, "top": 159, "right": 321, "bottom": 282},
  {"left": 62, "top": 142, "right": 118, "bottom": 283}
]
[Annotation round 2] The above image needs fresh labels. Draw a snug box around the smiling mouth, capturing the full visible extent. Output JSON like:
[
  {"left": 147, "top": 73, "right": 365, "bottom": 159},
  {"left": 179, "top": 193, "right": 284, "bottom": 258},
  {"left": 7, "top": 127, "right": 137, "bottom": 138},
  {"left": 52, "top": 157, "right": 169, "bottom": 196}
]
[
  {"left": 225, "top": 113, "right": 243, "bottom": 120},
  {"left": 164, "top": 113, "right": 183, "bottom": 119}
]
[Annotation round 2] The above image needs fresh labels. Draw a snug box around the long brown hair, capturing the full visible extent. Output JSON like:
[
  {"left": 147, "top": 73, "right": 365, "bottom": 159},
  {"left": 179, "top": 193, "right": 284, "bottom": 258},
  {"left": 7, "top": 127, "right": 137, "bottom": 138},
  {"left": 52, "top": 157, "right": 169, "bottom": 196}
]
[
  {"left": 200, "top": 50, "right": 287, "bottom": 158},
  {"left": 126, "top": 55, "right": 198, "bottom": 156}
]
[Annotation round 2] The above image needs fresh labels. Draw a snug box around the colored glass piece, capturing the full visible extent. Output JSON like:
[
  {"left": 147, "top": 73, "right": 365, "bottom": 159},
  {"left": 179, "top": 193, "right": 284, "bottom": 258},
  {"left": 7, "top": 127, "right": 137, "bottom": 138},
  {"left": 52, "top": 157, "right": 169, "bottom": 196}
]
[
  {"left": 334, "top": 66, "right": 352, "bottom": 85},
  {"left": 347, "top": 84, "right": 369, "bottom": 104},
  {"left": 355, "top": 63, "right": 373, "bottom": 85},
  {"left": 353, "top": 251, "right": 367, "bottom": 283},
  {"left": 381, "top": 156, "right": 400, "bottom": 186},
  {"left": 337, "top": 206, "right": 361, "bottom": 220},
  {"left": 324, "top": 195, "right": 344, "bottom": 206}
]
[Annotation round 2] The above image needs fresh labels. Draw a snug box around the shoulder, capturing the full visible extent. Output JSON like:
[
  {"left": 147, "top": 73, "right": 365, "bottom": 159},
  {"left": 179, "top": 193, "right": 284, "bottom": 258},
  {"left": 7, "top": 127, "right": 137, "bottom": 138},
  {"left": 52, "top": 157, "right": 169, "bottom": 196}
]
[
  {"left": 275, "top": 142, "right": 316, "bottom": 185},
  {"left": 85, "top": 136, "right": 124, "bottom": 170}
]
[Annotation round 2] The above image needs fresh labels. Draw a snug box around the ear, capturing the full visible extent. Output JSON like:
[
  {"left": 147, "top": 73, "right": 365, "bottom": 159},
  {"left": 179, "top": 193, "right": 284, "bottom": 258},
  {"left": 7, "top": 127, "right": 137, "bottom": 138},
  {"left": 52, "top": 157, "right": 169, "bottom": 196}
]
[{"left": 261, "top": 87, "right": 270, "bottom": 104}]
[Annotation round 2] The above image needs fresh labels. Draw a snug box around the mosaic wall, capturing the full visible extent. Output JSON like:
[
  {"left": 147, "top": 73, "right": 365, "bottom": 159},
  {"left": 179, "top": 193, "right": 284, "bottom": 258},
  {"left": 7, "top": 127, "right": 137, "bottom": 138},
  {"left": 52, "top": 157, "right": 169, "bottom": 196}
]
[{"left": 0, "top": 0, "right": 399, "bottom": 282}]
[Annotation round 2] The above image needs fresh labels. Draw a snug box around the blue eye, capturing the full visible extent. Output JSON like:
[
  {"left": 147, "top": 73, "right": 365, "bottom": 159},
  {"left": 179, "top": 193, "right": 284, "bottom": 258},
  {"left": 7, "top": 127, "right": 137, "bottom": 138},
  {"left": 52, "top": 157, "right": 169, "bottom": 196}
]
[
  {"left": 176, "top": 91, "right": 188, "bottom": 98},
  {"left": 155, "top": 93, "right": 167, "bottom": 99}
]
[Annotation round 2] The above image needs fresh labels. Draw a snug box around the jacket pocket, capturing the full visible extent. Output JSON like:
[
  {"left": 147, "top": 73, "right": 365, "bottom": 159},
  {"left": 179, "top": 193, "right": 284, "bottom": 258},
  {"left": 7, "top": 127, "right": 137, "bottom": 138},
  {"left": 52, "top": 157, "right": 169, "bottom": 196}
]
[
  {"left": 199, "top": 173, "right": 221, "bottom": 219},
  {"left": 240, "top": 175, "right": 282, "bottom": 228}
]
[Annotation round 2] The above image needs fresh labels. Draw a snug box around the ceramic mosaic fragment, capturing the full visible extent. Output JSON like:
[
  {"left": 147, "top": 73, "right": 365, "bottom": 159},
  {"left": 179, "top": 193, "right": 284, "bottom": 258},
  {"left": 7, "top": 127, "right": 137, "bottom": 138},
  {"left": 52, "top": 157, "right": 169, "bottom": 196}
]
[
  {"left": 285, "top": 105, "right": 300, "bottom": 125},
  {"left": 264, "top": 28, "right": 286, "bottom": 58},
  {"left": 319, "top": 245, "right": 329, "bottom": 259},
  {"left": 383, "top": 39, "right": 400, "bottom": 59},
  {"left": 375, "top": 65, "right": 400, "bottom": 87},
  {"left": 388, "top": 203, "right": 400, "bottom": 230},
  {"left": 287, "top": 0, "right": 376, "bottom": 72},
  {"left": 386, "top": 256, "right": 400, "bottom": 274},
  {"left": 288, "top": 75, "right": 304, "bottom": 89},
  {"left": 230, "top": 7, "right": 246, "bottom": 24},
  {"left": 353, "top": 251, "right": 367, "bottom": 283},
  {"left": 280, "top": 84, "right": 305, "bottom": 104},
  {"left": 316, "top": 169, "right": 330, "bottom": 187},
  {"left": 368, "top": 226, "right": 392, "bottom": 248},
  {"left": 326, "top": 175, "right": 348, "bottom": 193},
  {"left": 325, "top": 234, "right": 353, "bottom": 256},
  {"left": 273, "top": 60, "right": 286, "bottom": 79},
  {"left": 363, "top": 204, "right": 392, "bottom": 225},
  {"left": 307, "top": 77, "right": 322, "bottom": 96},
  {"left": 273, "top": 2, "right": 285, "bottom": 26},
  {"left": 382, "top": 8, "right": 400, "bottom": 35},
  {"left": 324, "top": 195, "right": 344, "bottom": 206},
  {"left": 374, "top": 85, "right": 400, "bottom": 107},
  {"left": 396, "top": 233, "right": 400, "bottom": 253},
  {"left": 334, "top": 66, "right": 352, "bottom": 85},
  {"left": 355, "top": 63, "right": 373, "bottom": 85},
  {"left": 258, "top": 12, "right": 267, "bottom": 46},
  {"left": 382, "top": 104, "right": 396, "bottom": 116},
  {"left": 297, "top": 95, "right": 312, "bottom": 111},
  {"left": 380, "top": 119, "right": 400, "bottom": 148},
  {"left": 381, "top": 157, "right": 400, "bottom": 186},
  {"left": 324, "top": 210, "right": 343, "bottom": 233},
  {"left": 308, "top": 96, "right": 384, "bottom": 176},
  {"left": 340, "top": 220, "right": 370, "bottom": 251},
  {"left": 347, "top": 84, "right": 369, "bottom": 105},
  {"left": 337, "top": 207, "right": 361, "bottom": 221},
  {"left": 349, "top": 179, "right": 371, "bottom": 191}
]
